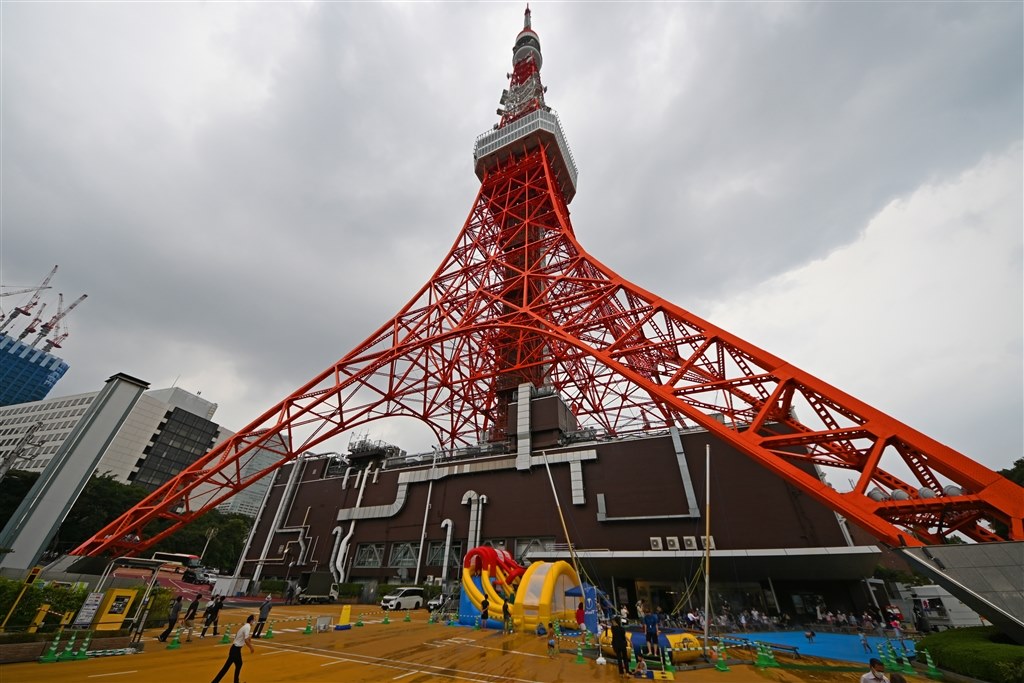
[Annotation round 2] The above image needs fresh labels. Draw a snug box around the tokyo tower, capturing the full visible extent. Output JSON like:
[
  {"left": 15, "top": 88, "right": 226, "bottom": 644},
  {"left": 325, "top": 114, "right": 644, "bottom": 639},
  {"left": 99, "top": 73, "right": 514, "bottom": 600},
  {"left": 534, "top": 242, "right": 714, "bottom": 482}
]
[{"left": 75, "top": 7, "right": 1022, "bottom": 559}]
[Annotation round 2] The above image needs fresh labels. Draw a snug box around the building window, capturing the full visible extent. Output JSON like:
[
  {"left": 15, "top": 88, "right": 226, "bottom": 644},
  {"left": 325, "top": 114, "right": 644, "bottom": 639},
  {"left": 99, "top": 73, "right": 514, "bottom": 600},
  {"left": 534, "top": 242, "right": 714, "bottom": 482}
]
[
  {"left": 514, "top": 537, "right": 556, "bottom": 565},
  {"left": 426, "top": 541, "right": 463, "bottom": 568},
  {"left": 353, "top": 543, "right": 384, "bottom": 568},
  {"left": 388, "top": 542, "right": 420, "bottom": 568}
]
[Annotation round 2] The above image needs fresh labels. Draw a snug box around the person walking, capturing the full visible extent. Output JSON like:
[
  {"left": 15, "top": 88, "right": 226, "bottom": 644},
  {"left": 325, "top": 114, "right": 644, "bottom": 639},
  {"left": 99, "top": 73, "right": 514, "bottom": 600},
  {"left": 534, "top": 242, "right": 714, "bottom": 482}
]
[
  {"left": 285, "top": 584, "right": 295, "bottom": 605},
  {"left": 611, "top": 618, "right": 629, "bottom": 676},
  {"left": 211, "top": 614, "right": 254, "bottom": 683},
  {"left": 200, "top": 595, "right": 224, "bottom": 638},
  {"left": 183, "top": 593, "right": 201, "bottom": 642},
  {"left": 158, "top": 595, "right": 182, "bottom": 642},
  {"left": 480, "top": 596, "right": 489, "bottom": 628},
  {"left": 253, "top": 594, "right": 273, "bottom": 638}
]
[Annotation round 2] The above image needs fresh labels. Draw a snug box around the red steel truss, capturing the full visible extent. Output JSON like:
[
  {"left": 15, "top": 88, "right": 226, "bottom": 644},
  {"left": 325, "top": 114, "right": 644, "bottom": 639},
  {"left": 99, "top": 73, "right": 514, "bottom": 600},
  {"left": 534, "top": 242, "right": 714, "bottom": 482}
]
[{"left": 73, "top": 12, "right": 1023, "bottom": 560}]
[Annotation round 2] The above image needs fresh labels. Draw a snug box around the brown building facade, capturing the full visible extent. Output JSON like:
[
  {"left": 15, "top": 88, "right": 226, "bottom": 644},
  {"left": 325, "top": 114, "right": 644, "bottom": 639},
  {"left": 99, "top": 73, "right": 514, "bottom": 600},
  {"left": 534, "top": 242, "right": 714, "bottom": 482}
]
[{"left": 239, "top": 385, "right": 883, "bottom": 622}]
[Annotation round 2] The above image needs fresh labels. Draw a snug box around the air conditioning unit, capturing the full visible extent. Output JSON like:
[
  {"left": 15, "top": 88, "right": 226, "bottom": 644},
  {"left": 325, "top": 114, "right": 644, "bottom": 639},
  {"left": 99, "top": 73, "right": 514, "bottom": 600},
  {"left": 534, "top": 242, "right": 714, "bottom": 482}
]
[
  {"left": 700, "top": 535, "right": 716, "bottom": 550},
  {"left": 649, "top": 537, "right": 663, "bottom": 551},
  {"left": 683, "top": 536, "right": 698, "bottom": 550},
  {"left": 665, "top": 536, "right": 680, "bottom": 551}
]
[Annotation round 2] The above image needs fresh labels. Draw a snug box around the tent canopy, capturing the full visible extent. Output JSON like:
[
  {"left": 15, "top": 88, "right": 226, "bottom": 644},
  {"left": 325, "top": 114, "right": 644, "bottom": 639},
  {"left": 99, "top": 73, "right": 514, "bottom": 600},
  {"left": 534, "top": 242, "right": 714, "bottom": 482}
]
[{"left": 564, "top": 582, "right": 607, "bottom": 597}]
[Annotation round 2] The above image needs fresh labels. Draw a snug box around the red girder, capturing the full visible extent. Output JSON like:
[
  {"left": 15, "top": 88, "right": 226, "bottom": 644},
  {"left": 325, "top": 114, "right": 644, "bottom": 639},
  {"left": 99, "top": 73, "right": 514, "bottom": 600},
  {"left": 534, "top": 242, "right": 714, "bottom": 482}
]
[{"left": 74, "top": 120, "right": 1023, "bottom": 561}]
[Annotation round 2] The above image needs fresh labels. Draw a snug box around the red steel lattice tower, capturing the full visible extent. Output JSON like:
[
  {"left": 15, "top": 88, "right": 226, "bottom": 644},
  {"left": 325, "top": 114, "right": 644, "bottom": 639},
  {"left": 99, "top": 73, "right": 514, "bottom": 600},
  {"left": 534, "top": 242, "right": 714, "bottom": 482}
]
[{"left": 75, "top": 8, "right": 1023, "bottom": 559}]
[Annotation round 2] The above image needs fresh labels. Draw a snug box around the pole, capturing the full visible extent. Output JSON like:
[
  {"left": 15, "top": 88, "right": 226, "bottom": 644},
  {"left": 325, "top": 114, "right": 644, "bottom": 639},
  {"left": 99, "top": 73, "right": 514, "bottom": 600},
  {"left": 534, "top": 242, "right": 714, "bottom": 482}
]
[
  {"left": 200, "top": 527, "right": 218, "bottom": 562},
  {"left": 702, "top": 444, "right": 711, "bottom": 658},
  {"left": 413, "top": 482, "right": 433, "bottom": 585}
]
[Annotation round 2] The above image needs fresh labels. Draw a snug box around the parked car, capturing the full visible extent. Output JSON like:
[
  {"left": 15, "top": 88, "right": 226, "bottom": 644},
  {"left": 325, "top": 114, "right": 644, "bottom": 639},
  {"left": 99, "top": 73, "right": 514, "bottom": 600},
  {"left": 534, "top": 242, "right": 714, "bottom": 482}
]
[
  {"left": 428, "top": 592, "right": 456, "bottom": 611},
  {"left": 183, "top": 568, "right": 215, "bottom": 586},
  {"left": 380, "top": 586, "right": 425, "bottom": 611}
]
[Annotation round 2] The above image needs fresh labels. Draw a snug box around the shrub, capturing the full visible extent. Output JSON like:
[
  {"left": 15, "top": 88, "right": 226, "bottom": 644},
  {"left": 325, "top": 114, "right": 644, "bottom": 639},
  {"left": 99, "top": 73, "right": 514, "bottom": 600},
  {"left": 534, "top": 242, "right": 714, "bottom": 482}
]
[
  {"left": 337, "top": 583, "right": 363, "bottom": 599},
  {"left": 0, "top": 577, "right": 88, "bottom": 631},
  {"left": 918, "top": 626, "right": 1024, "bottom": 683},
  {"left": 259, "top": 579, "right": 285, "bottom": 596}
]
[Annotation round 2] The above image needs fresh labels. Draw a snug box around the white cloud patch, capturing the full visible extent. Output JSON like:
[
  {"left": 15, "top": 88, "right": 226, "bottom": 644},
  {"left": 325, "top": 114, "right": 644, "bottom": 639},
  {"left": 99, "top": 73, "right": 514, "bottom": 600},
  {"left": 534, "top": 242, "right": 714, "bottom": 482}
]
[{"left": 707, "top": 144, "right": 1023, "bottom": 469}]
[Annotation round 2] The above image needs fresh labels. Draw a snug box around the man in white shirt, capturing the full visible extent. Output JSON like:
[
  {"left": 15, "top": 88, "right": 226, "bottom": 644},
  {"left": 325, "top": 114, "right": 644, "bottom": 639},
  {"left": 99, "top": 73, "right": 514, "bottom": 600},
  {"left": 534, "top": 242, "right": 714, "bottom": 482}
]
[
  {"left": 859, "top": 657, "right": 888, "bottom": 683},
  {"left": 211, "top": 614, "right": 255, "bottom": 683}
]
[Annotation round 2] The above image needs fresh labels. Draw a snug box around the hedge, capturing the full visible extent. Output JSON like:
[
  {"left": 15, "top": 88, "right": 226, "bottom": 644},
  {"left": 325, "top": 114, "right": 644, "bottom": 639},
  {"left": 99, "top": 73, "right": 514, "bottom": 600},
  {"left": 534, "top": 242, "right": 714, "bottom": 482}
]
[
  {"left": 0, "top": 577, "right": 89, "bottom": 631},
  {"left": 918, "top": 626, "right": 1024, "bottom": 683},
  {"left": 0, "top": 577, "right": 179, "bottom": 632}
]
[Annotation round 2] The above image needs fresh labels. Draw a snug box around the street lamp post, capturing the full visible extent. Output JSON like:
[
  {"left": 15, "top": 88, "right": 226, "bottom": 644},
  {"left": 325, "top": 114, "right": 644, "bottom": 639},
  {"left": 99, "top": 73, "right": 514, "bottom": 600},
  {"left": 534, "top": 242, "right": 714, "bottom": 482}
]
[{"left": 200, "top": 527, "right": 218, "bottom": 563}]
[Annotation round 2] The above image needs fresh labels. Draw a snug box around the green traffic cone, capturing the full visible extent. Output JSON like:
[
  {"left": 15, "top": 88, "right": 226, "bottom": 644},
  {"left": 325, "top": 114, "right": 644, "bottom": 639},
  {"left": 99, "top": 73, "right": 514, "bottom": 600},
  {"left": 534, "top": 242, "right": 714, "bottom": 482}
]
[
  {"left": 382, "top": 612, "right": 391, "bottom": 625},
  {"left": 355, "top": 614, "right": 364, "bottom": 627},
  {"left": 575, "top": 641, "right": 585, "bottom": 664},
  {"left": 900, "top": 651, "right": 915, "bottom": 675},
  {"left": 219, "top": 625, "right": 232, "bottom": 644},
  {"left": 57, "top": 633, "right": 77, "bottom": 661},
  {"left": 304, "top": 616, "right": 313, "bottom": 634},
  {"left": 404, "top": 611, "right": 411, "bottom": 623},
  {"left": 664, "top": 646, "right": 675, "bottom": 672},
  {"left": 74, "top": 631, "right": 93, "bottom": 660},
  {"left": 263, "top": 621, "right": 274, "bottom": 640},
  {"left": 922, "top": 648, "right": 942, "bottom": 679},
  {"left": 715, "top": 645, "right": 730, "bottom": 672},
  {"left": 166, "top": 627, "right": 182, "bottom": 650},
  {"left": 38, "top": 632, "right": 62, "bottom": 663}
]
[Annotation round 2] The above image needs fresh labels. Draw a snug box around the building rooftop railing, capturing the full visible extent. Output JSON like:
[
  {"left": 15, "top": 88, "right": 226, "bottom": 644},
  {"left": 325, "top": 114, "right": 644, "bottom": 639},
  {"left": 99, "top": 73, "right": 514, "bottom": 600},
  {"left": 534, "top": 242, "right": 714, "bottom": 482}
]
[{"left": 473, "top": 109, "right": 578, "bottom": 193}]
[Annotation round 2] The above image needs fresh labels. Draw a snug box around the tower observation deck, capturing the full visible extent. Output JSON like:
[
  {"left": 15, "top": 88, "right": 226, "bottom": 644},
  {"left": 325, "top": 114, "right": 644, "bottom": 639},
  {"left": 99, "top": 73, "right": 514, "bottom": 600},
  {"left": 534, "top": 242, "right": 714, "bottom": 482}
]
[{"left": 473, "top": 7, "right": 578, "bottom": 203}]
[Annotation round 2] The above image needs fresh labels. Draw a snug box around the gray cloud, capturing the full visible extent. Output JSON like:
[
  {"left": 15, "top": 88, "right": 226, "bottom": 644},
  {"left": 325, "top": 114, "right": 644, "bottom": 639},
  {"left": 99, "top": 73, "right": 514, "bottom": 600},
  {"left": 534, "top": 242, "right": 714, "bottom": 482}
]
[{"left": 1, "top": 3, "right": 1019, "bottom": 472}]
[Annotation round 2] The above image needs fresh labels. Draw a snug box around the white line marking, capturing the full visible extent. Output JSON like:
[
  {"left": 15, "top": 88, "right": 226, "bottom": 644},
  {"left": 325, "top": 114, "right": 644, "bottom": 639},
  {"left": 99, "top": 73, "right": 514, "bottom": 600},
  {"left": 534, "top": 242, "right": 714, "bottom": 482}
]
[
  {"left": 87, "top": 672, "right": 139, "bottom": 678},
  {"left": 393, "top": 671, "right": 420, "bottom": 680},
  {"left": 261, "top": 641, "right": 538, "bottom": 682}
]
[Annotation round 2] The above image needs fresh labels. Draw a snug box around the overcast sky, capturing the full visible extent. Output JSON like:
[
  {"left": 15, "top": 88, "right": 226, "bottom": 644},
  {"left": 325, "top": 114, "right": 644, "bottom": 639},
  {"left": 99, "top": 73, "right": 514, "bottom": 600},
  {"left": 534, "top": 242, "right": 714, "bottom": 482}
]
[{"left": 1, "top": 3, "right": 1020, "bottom": 477}]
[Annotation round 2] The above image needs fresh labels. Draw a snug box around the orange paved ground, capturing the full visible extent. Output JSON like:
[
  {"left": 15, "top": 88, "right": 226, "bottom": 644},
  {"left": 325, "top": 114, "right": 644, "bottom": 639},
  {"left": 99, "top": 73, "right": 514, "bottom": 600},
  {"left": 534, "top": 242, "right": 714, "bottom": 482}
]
[{"left": 1, "top": 604, "right": 874, "bottom": 683}]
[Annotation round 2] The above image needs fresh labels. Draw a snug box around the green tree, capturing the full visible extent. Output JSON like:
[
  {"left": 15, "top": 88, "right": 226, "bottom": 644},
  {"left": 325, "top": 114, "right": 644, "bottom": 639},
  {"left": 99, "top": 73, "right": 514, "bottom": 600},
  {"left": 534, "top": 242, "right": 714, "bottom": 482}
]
[
  {"left": 999, "top": 458, "right": 1024, "bottom": 486},
  {"left": 993, "top": 458, "right": 1024, "bottom": 538},
  {"left": 0, "top": 470, "right": 40, "bottom": 524},
  {"left": 48, "top": 473, "right": 149, "bottom": 554},
  {"left": 1, "top": 468, "right": 251, "bottom": 572},
  {"left": 150, "top": 510, "right": 251, "bottom": 573}
]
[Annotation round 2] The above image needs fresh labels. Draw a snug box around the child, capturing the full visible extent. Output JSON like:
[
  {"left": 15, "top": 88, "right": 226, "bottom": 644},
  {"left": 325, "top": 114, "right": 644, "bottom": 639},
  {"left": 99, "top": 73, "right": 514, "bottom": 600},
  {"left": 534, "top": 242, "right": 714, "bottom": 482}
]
[
  {"left": 860, "top": 630, "right": 872, "bottom": 653},
  {"left": 804, "top": 629, "right": 816, "bottom": 644},
  {"left": 547, "top": 623, "right": 556, "bottom": 657},
  {"left": 633, "top": 657, "right": 649, "bottom": 677}
]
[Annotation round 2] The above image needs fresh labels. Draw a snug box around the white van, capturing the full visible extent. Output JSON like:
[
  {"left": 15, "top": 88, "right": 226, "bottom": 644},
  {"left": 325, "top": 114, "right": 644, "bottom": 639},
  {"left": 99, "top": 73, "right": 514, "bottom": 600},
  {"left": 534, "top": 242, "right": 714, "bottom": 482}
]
[{"left": 380, "top": 586, "right": 425, "bottom": 611}]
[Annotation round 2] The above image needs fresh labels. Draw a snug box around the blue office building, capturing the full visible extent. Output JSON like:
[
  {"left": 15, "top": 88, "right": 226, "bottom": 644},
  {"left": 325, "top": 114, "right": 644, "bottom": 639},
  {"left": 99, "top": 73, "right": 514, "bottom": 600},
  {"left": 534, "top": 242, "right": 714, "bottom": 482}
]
[{"left": 0, "top": 332, "right": 69, "bottom": 406}]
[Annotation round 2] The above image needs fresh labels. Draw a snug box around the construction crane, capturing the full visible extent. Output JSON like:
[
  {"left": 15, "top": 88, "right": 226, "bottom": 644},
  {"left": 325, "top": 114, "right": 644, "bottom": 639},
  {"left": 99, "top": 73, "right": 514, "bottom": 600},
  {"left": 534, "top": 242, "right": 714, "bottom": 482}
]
[
  {"left": 29, "top": 293, "right": 87, "bottom": 349},
  {"left": 43, "top": 327, "right": 70, "bottom": 353},
  {"left": 16, "top": 302, "right": 47, "bottom": 341},
  {"left": 0, "top": 265, "right": 58, "bottom": 333},
  {"left": 1, "top": 285, "right": 52, "bottom": 298}
]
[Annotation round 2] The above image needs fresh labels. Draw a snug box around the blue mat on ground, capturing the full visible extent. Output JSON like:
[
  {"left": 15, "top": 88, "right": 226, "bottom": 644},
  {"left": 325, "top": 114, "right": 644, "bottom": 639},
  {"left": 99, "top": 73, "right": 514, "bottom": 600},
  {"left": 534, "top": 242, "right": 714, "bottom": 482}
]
[{"left": 723, "top": 630, "right": 915, "bottom": 665}]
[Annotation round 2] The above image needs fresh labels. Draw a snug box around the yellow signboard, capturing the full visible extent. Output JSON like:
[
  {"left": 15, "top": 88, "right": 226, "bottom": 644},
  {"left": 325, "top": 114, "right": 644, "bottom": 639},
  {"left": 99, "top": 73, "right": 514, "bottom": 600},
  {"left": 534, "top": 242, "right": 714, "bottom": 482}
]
[{"left": 93, "top": 588, "right": 138, "bottom": 631}]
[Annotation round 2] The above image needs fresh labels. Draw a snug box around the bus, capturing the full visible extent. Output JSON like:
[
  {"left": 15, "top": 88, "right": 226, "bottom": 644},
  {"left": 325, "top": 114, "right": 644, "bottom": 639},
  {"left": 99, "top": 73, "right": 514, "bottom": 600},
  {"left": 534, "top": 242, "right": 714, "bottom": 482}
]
[{"left": 151, "top": 552, "right": 202, "bottom": 574}]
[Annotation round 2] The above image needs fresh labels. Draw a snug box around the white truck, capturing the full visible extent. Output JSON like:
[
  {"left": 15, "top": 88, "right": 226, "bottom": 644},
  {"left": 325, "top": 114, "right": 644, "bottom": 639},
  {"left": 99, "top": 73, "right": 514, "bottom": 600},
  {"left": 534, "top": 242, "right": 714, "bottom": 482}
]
[{"left": 910, "top": 584, "right": 984, "bottom": 631}]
